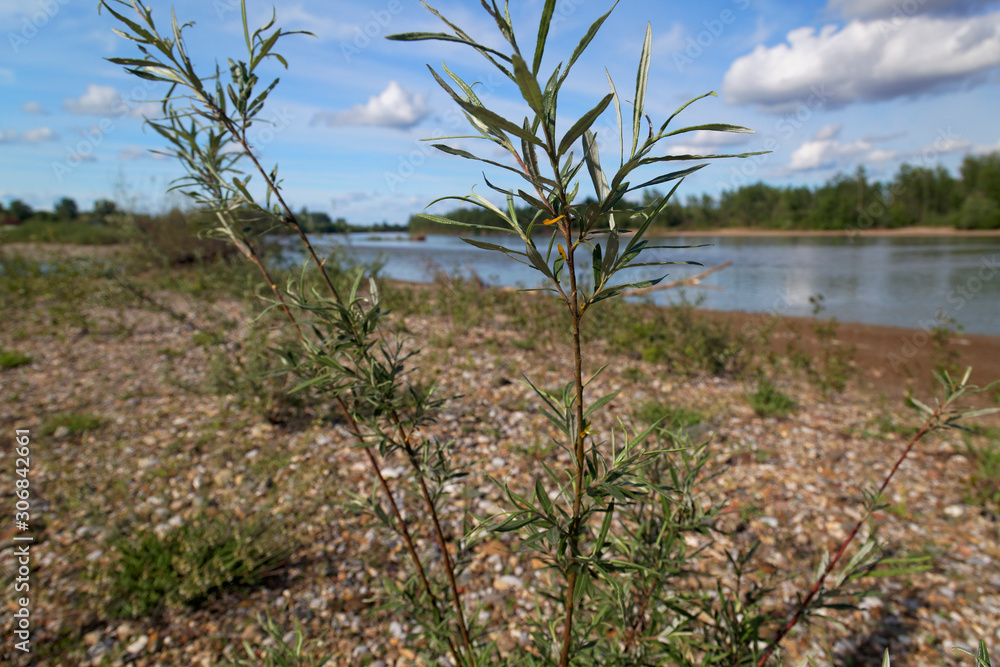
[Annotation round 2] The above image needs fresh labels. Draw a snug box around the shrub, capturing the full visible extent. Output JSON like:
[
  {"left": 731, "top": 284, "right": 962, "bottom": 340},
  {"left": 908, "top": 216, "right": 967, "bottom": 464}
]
[
  {"left": 0, "top": 347, "right": 32, "bottom": 368},
  {"left": 105, "top": 512, "right": 290, "bottom": 618},
  {"left": 748, "top": 376, "right": 798, "bottom": 418}
]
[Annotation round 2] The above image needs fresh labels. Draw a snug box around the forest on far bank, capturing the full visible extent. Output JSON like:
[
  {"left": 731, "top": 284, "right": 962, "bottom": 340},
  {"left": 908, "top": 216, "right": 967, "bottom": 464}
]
[
  {"left": 410, "top": 151, "right": 1000, "bottom": 234},
  {"left": 3, "top": 152, "right": 998, "bottom": 240}
]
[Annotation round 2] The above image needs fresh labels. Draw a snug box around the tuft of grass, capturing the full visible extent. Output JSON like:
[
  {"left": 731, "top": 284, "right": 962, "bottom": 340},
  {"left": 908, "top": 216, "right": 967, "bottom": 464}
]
[
  {"left": 634, "top": 400, "right": 705, "bottom": 432},
  {"left": 963, "top": 429, "right": 1000, "bottom": 509},
  {"left": 1, "top": 219, "right": 130, "bottom": 245},
  {"left": 0, "top": 346, "right": 33, "bottom": 368},
  {"left": 105, "top": 512, "right": 292, "bottom": 619},
  {"left": 39, "top": 412, "right": 102, "bottom": 436},
  {"left": 228, "top": 613, "right": 332, "bottom": 667},
  {"left": 747, "top": 378, "right": 798, "bottom": 418}
]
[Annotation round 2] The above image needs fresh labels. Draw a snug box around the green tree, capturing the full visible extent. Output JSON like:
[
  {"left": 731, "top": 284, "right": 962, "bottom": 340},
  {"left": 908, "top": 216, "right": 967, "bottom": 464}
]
[
  {"left": 8, "top": 199, "right": 33, "bottom": 222},
  {"left": 92, "top": 198, "right": 117, "bottom": 221},
  {"left": 54, "top": 197, "right": 80, "bottom": 221}
]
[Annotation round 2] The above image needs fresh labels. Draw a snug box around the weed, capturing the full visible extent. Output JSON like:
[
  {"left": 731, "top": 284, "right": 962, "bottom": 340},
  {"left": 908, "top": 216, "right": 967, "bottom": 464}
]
[
  {"left": 104, "top": 512, "right": 291, "bottom": 618},
  {"left": 0, "top": 346, "right": 32, "bottom": 368},
  {"left": 39, "top": 412, "right": 103, "bottom": 436},
  {"left": 962, "top": 429, "right": 1000, "bottom": 509},
  {"left": 228, "top": 613, "right": 331, "bottom": 667},
  {"left": 748, "top": 377, "right": 799, "bottom": 418}
]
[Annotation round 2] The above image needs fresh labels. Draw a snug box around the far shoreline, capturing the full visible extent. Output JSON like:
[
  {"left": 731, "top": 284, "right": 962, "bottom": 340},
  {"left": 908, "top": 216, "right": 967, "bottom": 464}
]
[{"left": 645, "top": 226, "right": 1000, "bottom": 238}]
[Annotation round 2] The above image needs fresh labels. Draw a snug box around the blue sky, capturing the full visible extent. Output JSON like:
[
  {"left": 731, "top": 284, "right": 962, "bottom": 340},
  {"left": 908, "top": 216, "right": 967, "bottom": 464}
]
[{"left": 2, "top": 0, "right": 999, "bottom": 223}]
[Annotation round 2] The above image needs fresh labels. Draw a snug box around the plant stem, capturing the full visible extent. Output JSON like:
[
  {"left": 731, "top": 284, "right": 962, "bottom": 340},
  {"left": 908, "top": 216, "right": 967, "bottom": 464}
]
[
  {"left": 559, "top": 215, "right": 587, "bottom": 667},
  {"left": 757, "top": 403, "right": 943, "bottom": 666},
  {"left": 392, "top": 413, "right": 476, "bottom": 666}
]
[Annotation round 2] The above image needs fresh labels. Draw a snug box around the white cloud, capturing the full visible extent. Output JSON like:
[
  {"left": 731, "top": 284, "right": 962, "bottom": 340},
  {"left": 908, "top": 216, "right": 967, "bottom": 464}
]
[
  {"left": 118, "top": 145, "right": 166, "bottom": 161},
  {"left": 21, "top": 127, "right": 57, "bottom": 143},
  {"left": 0, "top": 127, "right": 58, "bottom": 144},
  {"left": 21, "top": 101, "right": 46, "bottom": 114},
  {"left": 313, "top": 81, "right": 429, "bottom": 129},
  {"left": 973, "top": 138, "right": 1000, "bottom": 153},
  {"left": 63, "top": 84, "right": 158, "bottom": 118},
  {"left": 271, "top": 4, "right": 356, "bottom": 41},
  {"left": 788, "top": 131, "right": 872, "bottom": 171},
  {"left": 668, "top": 128, "right": 753, "bottom": 155},
  {"left": 828, "top": 0, "right": 995, "bottom": 20},
  {"left": 815, "top": 123, "right": 843, "bottom": 141},
  {"left": 918, "top": 136, "right": 971, "bottom": 153},
  {"left": 722, "top": 11, "right": 1000, "bottom": 111},
  {"left": 867, "top": 148, "right": 900, "bottom": 162},
  {"left": 653, "top": 21, "right": 686, "bottom": 53}
]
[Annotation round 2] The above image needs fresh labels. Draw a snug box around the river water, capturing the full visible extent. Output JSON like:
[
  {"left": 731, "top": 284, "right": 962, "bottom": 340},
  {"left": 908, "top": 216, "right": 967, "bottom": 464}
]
[{"left": 281, "top": 233, "right": 1000, "bottom": 336}]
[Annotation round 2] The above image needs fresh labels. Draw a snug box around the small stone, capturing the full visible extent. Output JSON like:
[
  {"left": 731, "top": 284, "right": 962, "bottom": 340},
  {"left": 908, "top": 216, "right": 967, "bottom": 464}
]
[
  {"left": 125, "top": 635, "right": 148, "bottom": 655},
  {"left": 493, "top": 575, "right": 524, "bottom": 591},
  {"left": 54, "top": 426, "right": 70, "bottom": 438},
  {"left": 83, "top": 631, "right": 102, "bottom": 647},
  {"left": 944, "top": 504, "right": 964, "bottom": 518},
  {"left": 213, "top": 469, "right": 233, "bottom": 486}
]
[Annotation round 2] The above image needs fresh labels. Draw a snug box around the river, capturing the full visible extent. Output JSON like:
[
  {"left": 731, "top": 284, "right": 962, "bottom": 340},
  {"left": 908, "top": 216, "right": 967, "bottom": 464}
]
[{"left": 279, "top": 232, "right": 1000, "bottom": 336}]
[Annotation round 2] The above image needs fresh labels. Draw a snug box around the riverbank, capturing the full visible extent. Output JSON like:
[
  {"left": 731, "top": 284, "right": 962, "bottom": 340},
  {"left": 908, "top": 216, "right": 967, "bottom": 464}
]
[{"left": 1, "top": 245, "right": 998, "bottom": 665}]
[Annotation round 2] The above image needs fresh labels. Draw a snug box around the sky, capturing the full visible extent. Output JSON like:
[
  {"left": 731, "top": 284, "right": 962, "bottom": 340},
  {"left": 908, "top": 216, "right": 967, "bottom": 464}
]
[{"left": 1, "top": 0, "right": 999, "bottom": 224}]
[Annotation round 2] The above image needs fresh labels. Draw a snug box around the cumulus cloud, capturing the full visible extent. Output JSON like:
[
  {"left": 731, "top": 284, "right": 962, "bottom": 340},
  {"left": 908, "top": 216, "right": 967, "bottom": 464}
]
[
  {"left": 828, "top": 0, "right": 996, "bottom": 20},
  {"left": 667, "top": 128, "right": 753, "bottom": 155},
  {"left": 63, "top": 84, "right": 158, "bottom": 118},
  {"left": 0, "top": 126, "right": 58, "bottom": 144},
  {"left": 313, "top": 81, "right": 429, "bottom": 129},
  {"left": 789, "top": 138, "right": 872, "bottom": 171},
  {"left": 21, "top": 101, "right": 46, "bottom": 114},
  {"left": 118, "top": 145, "right": 167, "bottom": 161},
  {"left": 722, "top": 11, "right": 1000, "bottom": 111}
]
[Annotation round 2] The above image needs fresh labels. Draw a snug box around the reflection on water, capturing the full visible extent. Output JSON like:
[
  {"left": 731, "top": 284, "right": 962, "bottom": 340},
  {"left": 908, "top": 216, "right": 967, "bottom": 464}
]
[{"left": 277, "top": 233, "right": 1000, "bottom": 336}]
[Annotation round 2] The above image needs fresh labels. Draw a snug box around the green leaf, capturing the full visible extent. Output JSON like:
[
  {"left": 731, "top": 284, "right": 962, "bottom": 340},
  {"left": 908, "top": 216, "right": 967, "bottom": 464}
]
[
  {"left": 559, "top": 1, "right": 619, "bottom": 88},
  {"left": 663, "top": 123, "right": 756, "bottom": 139},
  {"left": 583, "top": 391, "right": 619, "bottom": 419},
  {"left": 882, "top": 649, "right": 890, "bottom": 667},
  {"left": 456, "top": 97, "right": 545, "bottom": 147},
  {"left": 605, "top": 68, "right": 623, "bottom": 166},
  {"left": 659, "top": 91, "right": 717, "bottom": 133},
  {"left": 583, "top": 129, "right": 611, "bottom": 208},
  {"left": 385, "top": 31, "right": 512, "bottom": 61},
  {"left": 558, "top": 93, "right": 613, "bottom": 158},
  {"left": 632, "top": 22, "right": 651, "bottom": 158},
  {"left": 535, "top": 478, "right": 553, "bottom": 516},
  {"left": 533, "top": 0, "right": 557, "bottom": 75},
  {"left": 512, "top": 54, "right": 545, "bottom": 116},
  {"left": 627, "top": 164, "right": 708, "bottom": 193},
  {"left": 591, "top": 242, "right": 603, "bottom": 288}
]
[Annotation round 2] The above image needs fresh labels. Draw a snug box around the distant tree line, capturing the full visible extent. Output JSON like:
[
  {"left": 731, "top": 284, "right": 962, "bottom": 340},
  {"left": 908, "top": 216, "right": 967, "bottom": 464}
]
[{"left": 408, "top": 152, "right": 1000, "bottom": 233}]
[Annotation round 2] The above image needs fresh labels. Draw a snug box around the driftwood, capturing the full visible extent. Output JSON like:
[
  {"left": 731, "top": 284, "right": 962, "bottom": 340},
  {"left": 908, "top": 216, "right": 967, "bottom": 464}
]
[
  {"left": 632, "top": 260, "right": 732, "bottom": 293},
  {"left": 494, "top": 260, "right": 732, "bottom": 293}
]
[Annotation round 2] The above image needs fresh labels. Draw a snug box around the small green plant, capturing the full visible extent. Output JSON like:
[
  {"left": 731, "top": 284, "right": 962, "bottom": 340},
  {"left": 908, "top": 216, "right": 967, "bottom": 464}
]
[
  {"left": 748, "top": 376, "right": 798, "bottom": 418},
  {"left": 105, "top": 512, "right": 290, "bottom": 618},
  {"left": 0, "top": 346, "right": 32, "bottom": 368},
  {"left": 229, "top": 614, "right": 331, "bottom": 667},
  {"left": 962, "top": 429, "right": 1000, "bottom": 509},
  {"left": 39, "top": 411, "right": 103, "bottom": 436},
  {"left": 931, "top": 310, "right": 964, "bottom": 377}
]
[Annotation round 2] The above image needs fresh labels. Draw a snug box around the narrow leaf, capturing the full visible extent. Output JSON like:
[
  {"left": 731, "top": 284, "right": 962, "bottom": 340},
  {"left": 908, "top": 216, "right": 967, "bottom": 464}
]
[{"left": 631, "top": 22, "right": 652, "bottom": 158}]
